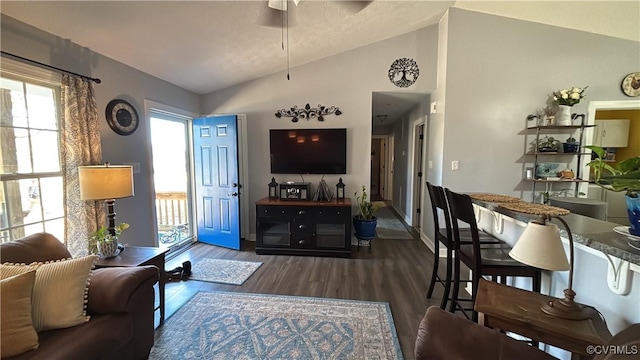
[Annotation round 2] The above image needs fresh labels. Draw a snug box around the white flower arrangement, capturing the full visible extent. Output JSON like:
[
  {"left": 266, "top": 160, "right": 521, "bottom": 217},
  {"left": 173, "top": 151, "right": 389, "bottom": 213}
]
[{"left": 552, "top": 86, "right": 588, "bottom": 106}]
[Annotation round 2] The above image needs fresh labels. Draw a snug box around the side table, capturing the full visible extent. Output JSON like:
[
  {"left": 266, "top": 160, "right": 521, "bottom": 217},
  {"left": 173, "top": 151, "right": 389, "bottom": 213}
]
[
  {"left": 474, "top": 279, "right": 612, "bottom": 360},
  {"left": 95, "top": 246, "right": 169, "bottom": 325}
]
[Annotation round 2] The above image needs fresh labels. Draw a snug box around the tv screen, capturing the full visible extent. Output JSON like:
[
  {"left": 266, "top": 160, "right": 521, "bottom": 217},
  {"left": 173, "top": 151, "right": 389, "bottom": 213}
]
[{"left": 270, "top": 128, "right": 347, "bottom": 174}]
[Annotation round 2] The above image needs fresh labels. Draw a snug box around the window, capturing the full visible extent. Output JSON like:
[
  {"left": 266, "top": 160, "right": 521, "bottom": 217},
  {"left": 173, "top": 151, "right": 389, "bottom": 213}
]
[{"left": 0, "top": 64, "right": 64, "bottom": 243}]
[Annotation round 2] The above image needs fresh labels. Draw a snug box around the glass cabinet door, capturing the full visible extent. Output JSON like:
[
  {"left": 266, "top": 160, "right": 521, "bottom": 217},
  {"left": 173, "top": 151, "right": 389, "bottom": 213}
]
[
  {"left": 315, "top": 222, "right": 346, "bottom": 248},
  {"left": 259, "top": 221, "right": 290, "bottom": 247}
]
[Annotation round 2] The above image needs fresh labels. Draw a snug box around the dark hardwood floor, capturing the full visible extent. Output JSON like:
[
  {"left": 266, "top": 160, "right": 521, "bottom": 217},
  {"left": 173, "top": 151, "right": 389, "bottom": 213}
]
[{"left": 159, "top": 217, "right": 444, "bottom": 359}]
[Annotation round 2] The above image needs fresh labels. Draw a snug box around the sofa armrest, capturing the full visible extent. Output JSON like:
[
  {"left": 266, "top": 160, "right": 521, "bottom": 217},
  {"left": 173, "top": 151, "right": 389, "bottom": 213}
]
[
  {"left": 87, "top": 266, "right": 159, "bottom": 315},
  {"left": 415, "top": 306, "right": 557, "bottom": 360}
]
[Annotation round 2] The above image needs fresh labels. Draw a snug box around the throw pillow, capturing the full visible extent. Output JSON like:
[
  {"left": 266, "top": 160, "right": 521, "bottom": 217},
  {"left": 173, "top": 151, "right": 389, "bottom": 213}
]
[
  {"left": 0, "top": 255, "right": 98, "bottom": 331},
  {"left": 1, "top": 270, "right": 39, "bottom": 357}
]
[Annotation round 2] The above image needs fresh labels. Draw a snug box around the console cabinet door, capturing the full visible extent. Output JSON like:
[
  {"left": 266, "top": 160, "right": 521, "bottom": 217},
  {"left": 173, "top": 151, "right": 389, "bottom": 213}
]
[
  {"left": 313, "top": 207, "right": 350, "bottom": 250},
  {"left": 256, "top": 205, "right": 293, "bottom": 248}
]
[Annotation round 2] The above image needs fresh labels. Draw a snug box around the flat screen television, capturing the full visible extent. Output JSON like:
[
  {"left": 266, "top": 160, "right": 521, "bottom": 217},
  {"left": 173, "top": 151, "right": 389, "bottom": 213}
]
[{"left": 270, "top": 128, "right": 347, "bottom": 174}]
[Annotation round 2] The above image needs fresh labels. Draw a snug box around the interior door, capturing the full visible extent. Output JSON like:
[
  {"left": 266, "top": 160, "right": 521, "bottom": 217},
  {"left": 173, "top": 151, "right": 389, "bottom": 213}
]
[{"left": 193, "top": 115, "right": 240, "bottom": 250}]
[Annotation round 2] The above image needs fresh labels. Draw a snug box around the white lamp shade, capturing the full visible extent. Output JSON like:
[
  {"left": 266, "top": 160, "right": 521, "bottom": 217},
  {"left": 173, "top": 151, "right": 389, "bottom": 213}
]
[
  {"left": 509, "top": 221, "right": 570, "bottom": 271},
  {"left": 78, "top": 165, "right": 134, "bottom": 200}
]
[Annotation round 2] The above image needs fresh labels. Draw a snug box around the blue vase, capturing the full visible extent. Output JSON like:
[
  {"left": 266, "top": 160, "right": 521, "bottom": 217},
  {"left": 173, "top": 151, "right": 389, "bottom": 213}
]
[
  {"left": 353, "top": 216, "right": 377, "bottom": 240},
  {"left": 626, "top": 194, "right": 640, "bottom": 236}
]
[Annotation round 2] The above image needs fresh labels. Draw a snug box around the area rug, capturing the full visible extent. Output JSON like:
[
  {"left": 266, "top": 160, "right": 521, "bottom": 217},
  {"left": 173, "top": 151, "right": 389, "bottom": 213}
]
[
  {"left": 374, "top": 205, "right": 414, "bottom": 240},
  {"left": 190, "top": 258, "right": 262, "bottom": 285},
  {"left": 150, "top": 291, "right": 403, "bottom": 360}
]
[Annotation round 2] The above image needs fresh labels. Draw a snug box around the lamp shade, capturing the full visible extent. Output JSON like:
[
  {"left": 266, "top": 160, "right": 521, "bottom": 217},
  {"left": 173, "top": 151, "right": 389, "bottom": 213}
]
[
  {"left": 509, "top": 221, "right": 570, "bottom": 271},
  {"left": 78, "top": 165, "right": 134, "bottom": 200}
]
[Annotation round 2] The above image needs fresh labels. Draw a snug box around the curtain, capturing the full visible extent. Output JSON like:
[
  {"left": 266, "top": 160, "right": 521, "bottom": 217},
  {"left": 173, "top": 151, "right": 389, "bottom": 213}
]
[{"left": 60, "top": 74, "right": 103, "bottom": 257}]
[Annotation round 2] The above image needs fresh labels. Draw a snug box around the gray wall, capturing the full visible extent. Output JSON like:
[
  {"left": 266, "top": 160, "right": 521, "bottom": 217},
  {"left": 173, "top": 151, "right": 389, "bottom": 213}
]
[
  {"left": 201, "top": 25, "right": 438, "bottom": 232},
  {"left": 1, "top": 15, "right": 200, "bottom": 247},
  {"left": 428, "top": 8, "right": 640, "bottom": 351}
]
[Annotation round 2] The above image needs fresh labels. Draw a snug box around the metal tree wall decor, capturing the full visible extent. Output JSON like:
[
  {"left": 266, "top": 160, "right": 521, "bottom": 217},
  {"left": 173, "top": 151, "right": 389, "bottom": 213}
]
[
  {"left": 388, "top": 58, "right": 419, "bottom": 88},
  {"left": 275, "top": 103, "right": 342, "bottom": 122}
]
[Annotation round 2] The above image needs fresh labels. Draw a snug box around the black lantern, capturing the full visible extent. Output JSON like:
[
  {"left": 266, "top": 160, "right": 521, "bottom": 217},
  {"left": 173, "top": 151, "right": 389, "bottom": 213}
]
[
  {"left": 336, "top": 178, "right": 345, "bottom": 201},
  {"left": 268, "top": 177, "right": 278, "bottom": 200}
]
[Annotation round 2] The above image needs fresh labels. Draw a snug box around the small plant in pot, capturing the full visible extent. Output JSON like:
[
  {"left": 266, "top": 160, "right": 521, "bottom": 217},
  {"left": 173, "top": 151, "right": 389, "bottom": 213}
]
[
  {"left": 89, "top": 222, "right": 129, "bottom": 257},
  {"left": 534, "top": 136, "right": 559, "bottom": 153},
  {"left": 562, "top": 136, "right": 580, "bottom": 153},
  {"left": 353, "top": 185, "right": 379, "bottom": 240},
  {"left": 585, "top": 145, "right": 640, "bottom": 236}
]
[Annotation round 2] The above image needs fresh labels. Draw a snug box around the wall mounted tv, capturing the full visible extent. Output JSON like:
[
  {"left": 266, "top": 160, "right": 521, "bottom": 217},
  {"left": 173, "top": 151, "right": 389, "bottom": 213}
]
[{"left": 270, "top": 128, "right": 347, "bottom": 174}]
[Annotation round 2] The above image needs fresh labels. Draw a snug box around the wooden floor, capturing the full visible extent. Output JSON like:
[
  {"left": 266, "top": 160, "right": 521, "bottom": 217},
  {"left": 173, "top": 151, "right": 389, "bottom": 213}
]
[{"left": 160, "top": 215, "right": 444, "bottom": 360}]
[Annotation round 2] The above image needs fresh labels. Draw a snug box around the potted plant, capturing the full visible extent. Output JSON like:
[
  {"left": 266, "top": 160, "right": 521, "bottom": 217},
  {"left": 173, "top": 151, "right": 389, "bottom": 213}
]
[
  {"left": 534, "top": 136, "right": 559, "bottom": 153},
  {"left": 562, "top": 135, "right": 580, "bottom": 153},
  {"left": 585, "top": 145, "right": 640, "bottom": 235},
  {"left": 552, "top": 86, "right": 588, "bottom": 125},
  {"left": 89, "top": 222, "right": 129, "bottom": 257},
  {"left": 353, "top": 185, "right": 379, "bottom": 240}
]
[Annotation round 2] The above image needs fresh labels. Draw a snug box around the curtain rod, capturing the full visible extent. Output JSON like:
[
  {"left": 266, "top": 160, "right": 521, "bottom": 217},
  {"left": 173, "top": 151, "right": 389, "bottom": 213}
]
[{"left": 1, "top": 51, "right": 101, "bottom": 84}]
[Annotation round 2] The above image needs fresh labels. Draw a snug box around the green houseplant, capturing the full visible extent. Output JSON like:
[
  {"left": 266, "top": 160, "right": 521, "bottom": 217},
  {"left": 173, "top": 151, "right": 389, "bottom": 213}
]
[
  {"left": 89, "top": 222, "right": 129, "bottom": 257},
  {"left": 353, "top": 185, "right": 379, "bottom": 240},
  {"left": 585, "top": 145, "right": 640, "bottom": 235}
]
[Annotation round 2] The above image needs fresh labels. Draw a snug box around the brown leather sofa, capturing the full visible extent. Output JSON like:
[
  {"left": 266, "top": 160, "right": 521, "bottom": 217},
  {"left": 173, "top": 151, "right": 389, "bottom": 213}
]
[
  {"left": 415, "top": 306, "right": 557, "bottom": 360},
  {"left": 1, "top": 233, "right": 159, "bottom": 360},
  {"left": 415, "top": 306, "right": 640, "bottom": 360}
]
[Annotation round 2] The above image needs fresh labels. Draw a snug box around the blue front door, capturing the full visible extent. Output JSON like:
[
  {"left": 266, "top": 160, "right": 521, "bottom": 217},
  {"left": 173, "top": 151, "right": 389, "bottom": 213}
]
[{"left": 192, "top": 115, "right": 240, "bottom": 250}]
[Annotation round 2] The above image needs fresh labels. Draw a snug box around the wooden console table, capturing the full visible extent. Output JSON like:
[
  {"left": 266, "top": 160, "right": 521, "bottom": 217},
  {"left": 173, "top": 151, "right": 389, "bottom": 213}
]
[
  {"left": 475, "top": 279, "right": 612, "bottom": 359},
  {"left": 255, "top": 197, "right": 351, "bottom": 257}
]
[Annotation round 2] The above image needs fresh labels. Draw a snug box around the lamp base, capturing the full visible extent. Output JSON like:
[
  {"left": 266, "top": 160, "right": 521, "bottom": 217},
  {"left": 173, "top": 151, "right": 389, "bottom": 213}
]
[{"left": 540, "top": 288, "right": 593, "bottom": 320}]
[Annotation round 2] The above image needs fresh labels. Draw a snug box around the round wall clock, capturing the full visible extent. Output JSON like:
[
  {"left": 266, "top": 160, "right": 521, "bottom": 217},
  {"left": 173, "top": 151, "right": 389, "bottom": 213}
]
[
  {"left": 621, "top": 72, "right": 640, "bottom": 97},
  {"left": 105, "top": 99, "right": 139, "bottom": 135},
  {"left": 388, "top": 58, "right": 419, "bottom": 88}
]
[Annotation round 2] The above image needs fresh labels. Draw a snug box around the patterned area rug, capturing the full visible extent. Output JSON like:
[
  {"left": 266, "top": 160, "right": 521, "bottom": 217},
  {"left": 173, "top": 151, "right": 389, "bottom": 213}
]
[
  {"left": 150, "top": 291, "right": 403, "bottom": 360},
  {"left": 190, "top": 258, "right": 263, "bottom": 285},
  {"left": 374, "top": 205, "right": 414, "bottom": 240}
]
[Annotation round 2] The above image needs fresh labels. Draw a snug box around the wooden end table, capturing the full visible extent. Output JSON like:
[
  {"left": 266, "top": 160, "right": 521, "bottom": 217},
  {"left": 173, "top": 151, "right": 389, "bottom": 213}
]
[
  {"left": 95, "top": 246, "right": 169, "bottom": 325},
  {"left": 474, "top": 279, "right": 612, "bottom": 360}
]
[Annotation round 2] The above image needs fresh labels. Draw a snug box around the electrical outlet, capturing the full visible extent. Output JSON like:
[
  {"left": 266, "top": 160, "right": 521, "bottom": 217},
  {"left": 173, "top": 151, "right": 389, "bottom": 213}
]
[
  {"left": 451, "top": 160, "right": 459, "bottom": 171},
  {"left": 428, "top": 160, "right": 433, "bottom": 169}
]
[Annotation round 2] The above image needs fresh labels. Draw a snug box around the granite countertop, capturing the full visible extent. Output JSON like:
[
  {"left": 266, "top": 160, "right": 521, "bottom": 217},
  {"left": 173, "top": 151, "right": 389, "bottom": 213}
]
[{"left": 471, "top": 199, "right": 640, "bottom": 266}]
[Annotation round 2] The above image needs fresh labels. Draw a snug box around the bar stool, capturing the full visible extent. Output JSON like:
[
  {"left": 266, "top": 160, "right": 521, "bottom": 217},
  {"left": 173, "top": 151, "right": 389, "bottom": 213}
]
[
  {"left": 445, "top": 188, "right": 542, "bottom": 322},
  {"left": 425, "top": 182, "right": 502, "bottom": 310}
]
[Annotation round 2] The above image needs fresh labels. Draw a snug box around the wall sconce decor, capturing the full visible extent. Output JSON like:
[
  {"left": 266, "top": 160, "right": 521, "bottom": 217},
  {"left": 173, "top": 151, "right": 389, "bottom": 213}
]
[{"left": 275, "top": 103, "right": 342, "bottom": 122}]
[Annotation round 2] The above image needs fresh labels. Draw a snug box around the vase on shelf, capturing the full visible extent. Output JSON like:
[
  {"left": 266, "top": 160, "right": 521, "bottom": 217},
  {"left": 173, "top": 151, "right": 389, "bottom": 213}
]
[{"left": 556, "top": 105, "right": 572, "bottom": 126}]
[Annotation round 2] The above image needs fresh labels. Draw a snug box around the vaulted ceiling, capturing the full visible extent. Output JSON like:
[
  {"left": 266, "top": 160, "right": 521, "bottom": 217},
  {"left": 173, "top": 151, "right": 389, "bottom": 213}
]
[{"left": 2, "top": 1, "right": 637, "bottom": 96}]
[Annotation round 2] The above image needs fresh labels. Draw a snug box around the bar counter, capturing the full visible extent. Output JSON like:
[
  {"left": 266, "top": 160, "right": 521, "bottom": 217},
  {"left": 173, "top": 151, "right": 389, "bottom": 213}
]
[{"left": 471, "top": 199, "right": 640, "bottom": 267}]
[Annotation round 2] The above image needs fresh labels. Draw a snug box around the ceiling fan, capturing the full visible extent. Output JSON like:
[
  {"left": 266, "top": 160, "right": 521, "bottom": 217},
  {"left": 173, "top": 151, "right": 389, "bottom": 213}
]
[
  {"left": 260, "top": 0, "right": 373, "bottom": 80},
  {"left": 260, "top": 0, "right": 373, "bottom": 28}
]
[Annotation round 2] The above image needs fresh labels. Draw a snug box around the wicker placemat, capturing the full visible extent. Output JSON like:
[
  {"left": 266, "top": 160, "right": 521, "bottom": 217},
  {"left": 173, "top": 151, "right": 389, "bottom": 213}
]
[
  {"left": 499, "top": 202, "right": 570, "bottom": 216},
  {"left": 469, "top": 193, "right": 522, "bottom": 203}
]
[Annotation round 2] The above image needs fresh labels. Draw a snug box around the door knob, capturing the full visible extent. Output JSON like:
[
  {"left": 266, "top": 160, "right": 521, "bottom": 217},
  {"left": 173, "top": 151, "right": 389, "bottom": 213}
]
[{"left": 230, "top": 192, "right": 238, "bottom": 197}]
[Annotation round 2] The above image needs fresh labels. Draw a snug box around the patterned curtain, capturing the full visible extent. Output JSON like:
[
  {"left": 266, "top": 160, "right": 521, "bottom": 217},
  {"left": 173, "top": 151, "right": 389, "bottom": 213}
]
[{"left": 60, "top": 74, "right": 104, "bottom": 257}]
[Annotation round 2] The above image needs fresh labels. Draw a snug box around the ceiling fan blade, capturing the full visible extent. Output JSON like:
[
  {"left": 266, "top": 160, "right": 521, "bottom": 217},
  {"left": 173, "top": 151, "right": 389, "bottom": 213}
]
[
  {"left": 339, "top": 0, "right": 373, "bottom": 14},
  {"left": 268, "top": 0, "right": 287, "bottom": 11},
  {"left": 258, "top": 4, "right": 298, "bottom": 28}
]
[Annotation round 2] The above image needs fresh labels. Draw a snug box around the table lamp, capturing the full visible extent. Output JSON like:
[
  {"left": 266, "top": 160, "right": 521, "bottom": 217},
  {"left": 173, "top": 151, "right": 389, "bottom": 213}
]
[
  {"left": 78, "top": 163, "right": 134, "bottom": 236},
  {"left": 509, "top": 214, "right": 592, "bottom": 320},
  {"left": 500, "top": 202, "right": 593, "bottom": 320}
]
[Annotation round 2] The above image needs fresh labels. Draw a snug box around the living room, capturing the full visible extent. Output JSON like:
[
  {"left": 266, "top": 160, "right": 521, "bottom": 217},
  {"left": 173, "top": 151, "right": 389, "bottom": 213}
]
[{"left": 1, "top": 1, "right": 639, "bottom": 359}]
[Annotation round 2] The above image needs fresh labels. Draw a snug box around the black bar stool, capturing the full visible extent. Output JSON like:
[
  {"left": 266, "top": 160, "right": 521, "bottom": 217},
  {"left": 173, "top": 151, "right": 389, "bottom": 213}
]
[
  {"left": 425, "top": 182, "right": 502, "bottom": 310},
  {"left": 445, "top": 188, "right": 542, "bottom": 322}
]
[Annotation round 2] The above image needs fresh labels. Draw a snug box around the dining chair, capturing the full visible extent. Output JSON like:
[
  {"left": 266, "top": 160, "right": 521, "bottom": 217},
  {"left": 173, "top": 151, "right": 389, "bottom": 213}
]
[
  {"left": 425, "top": 182, "right": 502, "bottom": 310},
  {"left": 444, "top": 188, "right": 542, "bottom": 322}
]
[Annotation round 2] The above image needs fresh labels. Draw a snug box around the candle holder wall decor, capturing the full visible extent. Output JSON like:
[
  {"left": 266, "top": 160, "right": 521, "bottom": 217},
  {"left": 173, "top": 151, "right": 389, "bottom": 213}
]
[{"left": 275, "top": 103, "right": 342, "bottom": 122}]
